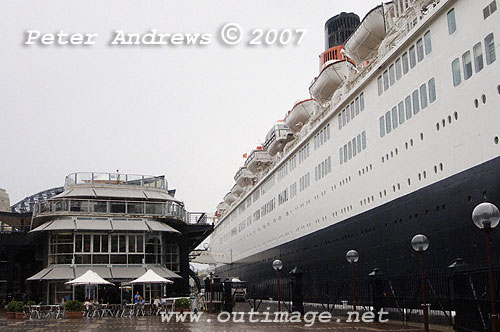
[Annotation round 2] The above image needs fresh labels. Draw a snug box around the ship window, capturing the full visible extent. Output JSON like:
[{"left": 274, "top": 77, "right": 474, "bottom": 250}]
[
  {"left": 343, "top": 144, "right": 348, "bottom": 162},
  {"left": 379, "top": 116, "right": 386, "bottom": 137},
  {"left": 416, "top": 38, "right": 424, "bottom": 62},
  {"left": 342, "top": 110, "right": 347, "bottom": 126},
  {"left": 485, "top": 33, "right": 496, "bottom": 65},
  {"left": 398, "top": 101, "right": 405, "bottom": 124},
  {"left": 452, "top": 58, "right": 462, "bottom": 86},
  {"left": 350, "top": 101, "right": 355, "bottom": 119},
  {"left": 362, "top": 131, "right": 367, "bottom": 149},
  {"left": 339, "top": 148, "right": 343, "bottom": 165},
  {"left": 348, "top": 141, "right": 352, "bottom": 160},
  {"left": 389, "top": 64, "right": 396, "bottom": 86},
  {"left": 462, "top": 51, "right": 472, "bottom": 80},
  {"left": 352, "top": 138, "right": 357, "bottom": 157},
  {"left": 346, "top": 107, "right": 350, "bottom": 123},
  {"left": 402, "top": 52, "right": 409, "bottom": 74},
  {"left": 385, "top": 111, "right": 392, "bottom": 134},
  {"left": 412, "top": 90, "right": 420, "bottom": 114},
  {"left": 409, "top": 45, "right": 417, "bottom": 68},
  {"left": 355, "top": 97, "right": 360, "bottom": 115},
  {"left": 424, "top": 31, "right": 432, "bottom": 55},
  {"left": 338, "top": 114, "right": 342, "bottom": 129},
  {"left": 357, "top": 134, "right": 362, "bottom": 152},
  {"left": 395, "top": 58, "right": 402, "bottom": 80},
  {"left": 391, "top": 106, "right": 398, "bottom": 129},
  {"left": 360, "top": 93, "right": 365, "bottom": 111},
  {"left": 383, "top": 70, "right": 389, "bottom": 91},
  {"left": 420, "top": 84, "right": 428, "bottom": 109},
  {"left": 447, "top": 9, "right": 456, "bottom": 35},
  {"left": 483, "top": 1, "right": 498, "bottom": 19},
  {"left": 473, "top": 42, "right": 484, "bottom": 73},
  {"left": 405, "top": 95, "right": 412, "bottom": 120},
  {"left": 377, "top": 76, "right": 383, "bottom": 96},
  {"left": 428, "top": 78, "right": 436, "bottom": 103}
]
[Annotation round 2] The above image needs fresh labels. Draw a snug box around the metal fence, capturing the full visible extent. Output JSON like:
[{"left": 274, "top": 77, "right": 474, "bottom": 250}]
[{"left": 246, "top": 267, "right": 500, "bottom": 331}]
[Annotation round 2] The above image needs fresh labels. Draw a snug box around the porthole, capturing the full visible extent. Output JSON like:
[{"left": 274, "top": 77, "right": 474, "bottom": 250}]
[
  {"left": 495, "top": 136, "right": 499, "bottom": 144},
  {"left": 405, "top": 142, "right": 409, "bottom": 149},
  {"left": 359, "top": 170, "right": 362, "bottom": 176},
  {"left": 483, "top": 191, "right": 487, "bottom": 200},
  {"left": 442, "top": 119, "right": 446, "bottom": 127},
  {"left": 454, "top": 112, "right": 458, "bottom": 120},
  {"left": 395, "top": 148, "right": 399, "bottom": 155},
  {"left": 397, "top": 184, "right": 400, "bottom": 190},
  {"left": 393, "top": 185, "right": 396, "bottom": 192},
  {"left": 448, "top": 115, "right": 452, "bottom": 123},
  {"left": 442, "top": 204, "right": 446, "bottom": 210},
  {"left": 409, "top": 215, "right": 412, "bottom": 220},
  {"left": 380, "top": 192, "right": 383, "bottom": 198},
  {"left": 410, "top": 139, "right": 414, "bottom": 146},
  {"left": 366, "top": 166, "right": 369, "bottom": 172},
  {"left": 436, "top": 123, "right": 440, "bottom": 131},
  {"left": 423, "top": 171, "right": 427, "bottom": 178},
  {"left": 474, "top": 99, "right": 479, "bottom": 108},
  {"left": 420, "top": 133, "right": 424, "bottom": 140},
  {"left": 434, "top": 165, "right": 438, "bottom": 173},
  {"left": 439, "top": 163, "right": 443, "bottom": 171},
  {"left": 468, "top": 195, "right": 472, "bottom": 203},
  {"left": 370, "top": 164, "right": 373, "bottom": 170},
  {"left": 418, "top": 173, "right": 422, "bottom": 181},
  {"left": 371, "top": 195, "right": 374, "bottom": 201},
  {"left": 386, "top": 153, "right": 389, "bottom": 160},
  {"left": 384, "top": 189, "right": 387, "bottom": 196},
  {"left": 436, "top": 205, "right": 440, "bottom": 211},
  {"left": 425, "top": 209, "right": 430, "bottom": 216},
  {"left": 407, "top": 178, "right": 411, "bottom": 186},
  {"left": 390, "top": 151, "right": 394, "bottom": 158},
  {"left": 498, "top": 85, "right": 500, "bottom": 94},
  {"left": 382, "top": 156, "right": 385, "bottom": 163},
  {"left": 415, "top": 213, "right": 418, "bottom": 219},
  {"left": 482, "top": 94, "right": 486, "bottom": 104}
]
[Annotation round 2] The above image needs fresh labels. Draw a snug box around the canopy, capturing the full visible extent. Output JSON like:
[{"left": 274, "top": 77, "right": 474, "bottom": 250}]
[
  {"left": 65, "top": 270, "right": 114, "bottom": 286},
  {"left": 128, "top": 269, "right": 173, "bottom": 284}
]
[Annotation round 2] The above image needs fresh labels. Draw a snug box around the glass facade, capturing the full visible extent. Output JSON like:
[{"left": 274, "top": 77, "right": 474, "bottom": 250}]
[{"left": 48, "top": 231, "right": 180, "bottom": 271}]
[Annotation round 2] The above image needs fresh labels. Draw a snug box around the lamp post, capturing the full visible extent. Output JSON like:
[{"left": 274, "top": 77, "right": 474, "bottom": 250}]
[
  {"left": 272, "top": 259, "right": 283, "bottom": 312},
  {"left": 346, "top": 250, "right": 359, "bottom": 311},
  {"left": 472, "top": 202, "right": 499, "bottom": 332},
  {"left": 411, "top": 234, "right": 430, "bottom": 332}
]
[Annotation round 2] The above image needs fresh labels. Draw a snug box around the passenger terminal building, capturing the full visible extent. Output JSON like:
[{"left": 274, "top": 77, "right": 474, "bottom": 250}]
[{"left": 0, "top": 172, "right": 212, "bottom": 304}]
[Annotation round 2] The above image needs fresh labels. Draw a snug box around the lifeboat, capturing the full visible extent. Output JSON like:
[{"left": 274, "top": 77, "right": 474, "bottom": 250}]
[
  {"left": 234, "top": 167, "right": 256, "bottom": 187},
  {"left": 231, "top": 183, "right": 244, "bottom": 197},
  {"left": 263, "top": 122, "right": 294, "bottom": 156},
  {"left": 246, "top": 148, "right": 273, "bottom": 174},
  {"left": 284, "top": 99, "right": 319, "bottom": 133},
  {"left": 309, "top": 59, "right": 356, "bottom": 105},
  {"left": 224, "top": 192, "right": 236, "bottom": 205},
  {"left": 216, "top": 202, "right": 229, "bottom": 215},
  {"left": 343, "top": 5, "right": 387, "bottom": 65}
]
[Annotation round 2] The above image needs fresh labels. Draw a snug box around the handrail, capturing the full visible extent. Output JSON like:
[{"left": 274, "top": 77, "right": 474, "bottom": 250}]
[{"left": 64, "top": 172, "right": 168, "bottom": 190}]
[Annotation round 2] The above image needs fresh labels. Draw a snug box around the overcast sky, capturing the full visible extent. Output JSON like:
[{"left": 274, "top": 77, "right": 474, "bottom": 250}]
[{"left": 0, "top": 0, "right": 381, "bottom": 213}]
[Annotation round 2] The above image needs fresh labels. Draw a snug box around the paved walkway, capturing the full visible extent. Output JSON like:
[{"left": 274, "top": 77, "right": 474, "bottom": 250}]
[{"left": 0, "top": 314, "right": 448, "bottom": 332}]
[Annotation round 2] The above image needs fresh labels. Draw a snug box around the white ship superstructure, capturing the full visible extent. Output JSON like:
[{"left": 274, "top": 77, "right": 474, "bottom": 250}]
[{"left": 211, "top": 0, "right": 500, "bottom": 278}]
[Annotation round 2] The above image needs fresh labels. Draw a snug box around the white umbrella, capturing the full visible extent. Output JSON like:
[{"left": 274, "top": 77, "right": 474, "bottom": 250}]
[
  {"left": 65, "top": 270, "right": 114, "bottom": 301},
  {"left": 128, "top": 269, "right": 173, "bottom": 303}
]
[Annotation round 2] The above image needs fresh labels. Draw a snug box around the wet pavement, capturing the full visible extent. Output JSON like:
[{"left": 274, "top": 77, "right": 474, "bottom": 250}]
[{"left": 0, "top": 313, "right": 450, "bottom": 332}]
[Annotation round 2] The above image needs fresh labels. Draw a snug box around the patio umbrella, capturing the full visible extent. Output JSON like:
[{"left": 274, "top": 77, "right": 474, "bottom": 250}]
[
  {"left": 65, "top": 270, "right": 114, "bottom": 301},
  {"left": 128, "top": 269, "right": 173, "bottom": 303}
]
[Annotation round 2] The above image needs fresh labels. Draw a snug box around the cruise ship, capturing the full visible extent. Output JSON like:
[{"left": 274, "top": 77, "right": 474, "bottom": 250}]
[{"left": 210, "top": 0, "right": 500, "bottom": 288}]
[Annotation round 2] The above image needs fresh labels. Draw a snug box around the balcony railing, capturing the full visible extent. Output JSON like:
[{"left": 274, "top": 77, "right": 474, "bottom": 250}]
[
  {"left": 33, "top": 198, "right": 187, "bottom": 221},
  {"left": 64, "top": 172, "right": 168, "bottom": 190}
]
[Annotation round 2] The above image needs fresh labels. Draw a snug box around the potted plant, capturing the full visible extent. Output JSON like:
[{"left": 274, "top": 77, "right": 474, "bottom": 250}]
[
  {"left": 13, "top": 301, "right": 25, "bottom": 319},
  {"left": 64, "top": 300, "right": 84, "bottom": 319},
  {"left": 174, "top": 298, "right": 191, "bottom": 313},
  {"left": 6, "top": 301, "right": 18, "bottom": 319}
]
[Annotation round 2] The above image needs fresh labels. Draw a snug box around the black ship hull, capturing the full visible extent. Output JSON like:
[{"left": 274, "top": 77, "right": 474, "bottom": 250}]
[{"left": 216, "top": 156, "right": 500, "bottom": 289}]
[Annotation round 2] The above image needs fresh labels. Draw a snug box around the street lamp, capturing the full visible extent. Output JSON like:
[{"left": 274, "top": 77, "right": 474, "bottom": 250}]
[
  {"left": 411, "top": 234, "right": 430, "bottom": 332},
  {"left": 346, "top": 250, "right": 359, "bottom": 311},
  {"left": 272, "top": 259, "right": 283, "bottom": 312},
  {"left": 472, "top": 202, "right": 499, "bottom": 332}
]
